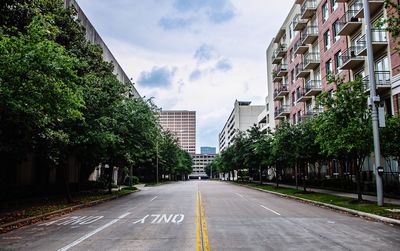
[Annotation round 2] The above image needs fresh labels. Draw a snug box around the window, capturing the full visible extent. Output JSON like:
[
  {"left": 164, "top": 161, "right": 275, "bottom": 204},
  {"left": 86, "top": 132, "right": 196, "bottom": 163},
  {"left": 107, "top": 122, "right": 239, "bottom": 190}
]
[
  {"left": 325, "top": 59, "right": 332, "bottom": 76},
  {"left": 291, "top": 70, "right": 295, "bottom": 84},
  {"left": 297, "top": 111, "right": 301, "bottom": 123},
  {"left": 330, "top": 0, "right": 337, "bottom": 12},
  {"left": 333, "top": 19, "right": 340, "bottom": 43},
  {"left": 292, "top": 114, "right": 296, "bottom": 125},
  {"left": 324, "top": 30, "right": 331, "bottom": 51},
  {"left": 322, "top": 2, "right": 329, "bottom": 23},
  {"left": 289, "top": 23, "right": 294, "bottom": 40},
  {"left": 291, "top": 91, "right": 295, "bottom": 106},
  {"left": 290, "top": 48, "right": 294, "bottom": 63},
  {"left": 335, "top": 51, "right": 342, "bottom": 72}
]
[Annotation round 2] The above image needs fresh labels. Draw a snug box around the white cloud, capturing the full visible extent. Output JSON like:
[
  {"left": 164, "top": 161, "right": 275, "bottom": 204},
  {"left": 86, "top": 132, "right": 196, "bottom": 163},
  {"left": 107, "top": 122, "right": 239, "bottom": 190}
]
[{"left": 76, "top": 0, "right": 294, "bottom": 152}]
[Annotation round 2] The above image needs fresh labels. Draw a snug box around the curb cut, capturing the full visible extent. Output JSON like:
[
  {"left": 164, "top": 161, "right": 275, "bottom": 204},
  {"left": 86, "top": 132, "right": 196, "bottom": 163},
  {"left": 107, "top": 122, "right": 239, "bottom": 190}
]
[
  {"left": 231, "top": 182, "right": 400, "bottom": 226},
  {"left": 0, "top": 189, "right": 139, "bottom": 234}
]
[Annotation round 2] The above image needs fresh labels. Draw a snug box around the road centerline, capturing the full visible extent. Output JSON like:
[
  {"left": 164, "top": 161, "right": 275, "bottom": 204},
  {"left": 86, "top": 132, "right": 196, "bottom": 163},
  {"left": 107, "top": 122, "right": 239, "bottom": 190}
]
[
  {"left": 150, "top": 196, "right": 158, "bottom": 202},
  {"left": 57, "top": 212, "right": 131, "bottom": 251},
  {"left": 260, "top": 205, "right": 281, "bottom": 216}
]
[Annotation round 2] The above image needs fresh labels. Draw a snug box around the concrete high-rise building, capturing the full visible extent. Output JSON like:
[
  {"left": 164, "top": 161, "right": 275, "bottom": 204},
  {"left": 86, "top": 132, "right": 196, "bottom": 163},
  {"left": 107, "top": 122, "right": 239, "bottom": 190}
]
[
  {"left": 266, "top": 0, "right": 399, "bottom": 127},
  {"left": 190, "top": 154, "right": 216, "bottom": 179},
  {"left": 219, "top": 100, "right": 265, "bottom": 152},
  {"left": 200, "top": 147, "right": 217, "bottom": 154},
  {"left": 159, "top": 111, "right": 196, "bottom": 154},
  {"left": 64, "top": 0, "right": 140, "bottom": 98}
]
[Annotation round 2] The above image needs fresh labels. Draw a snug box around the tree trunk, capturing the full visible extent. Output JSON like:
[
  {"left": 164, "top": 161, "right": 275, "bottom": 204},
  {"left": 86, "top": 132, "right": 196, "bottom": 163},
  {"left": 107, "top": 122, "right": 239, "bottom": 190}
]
[
  {"left": 62, "top": 162, "right": 73, "bottom": 203},
  {"left": 259, "top": 165, "right": 262, "bottom": 185},
  {"left": 275, "top": 166, "right": 279, "bottom": 188},
  {"left": 303, "top": 163, "right": 307, "bottom": 192},
  {"left": 356, "top": 159, "right": 362, "bottom": 201},
  {"left": 108, "top": 165, "right": 113, "bottom": 195}
]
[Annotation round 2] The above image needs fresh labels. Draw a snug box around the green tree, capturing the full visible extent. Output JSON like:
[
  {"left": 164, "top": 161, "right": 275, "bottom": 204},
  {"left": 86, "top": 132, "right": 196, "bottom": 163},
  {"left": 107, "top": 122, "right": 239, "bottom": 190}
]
[{"left": 315, "top": 78, "right": 371, "bottom": 201}]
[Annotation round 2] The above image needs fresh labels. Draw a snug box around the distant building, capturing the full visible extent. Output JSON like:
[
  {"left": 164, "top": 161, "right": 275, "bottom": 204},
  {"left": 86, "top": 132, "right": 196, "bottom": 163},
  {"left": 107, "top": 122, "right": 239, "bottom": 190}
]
[
  {"left": 200, "top": 147, "right": 216, "bottom": 155},
  {"left": 219, "top": 100, "right": 265, "bottom": 152},
  {"left": 190, "top": 154, "right": 216, "bottom": 179},
  {"left": 159, "top": 110, "right": 196, "bottom": 155}
]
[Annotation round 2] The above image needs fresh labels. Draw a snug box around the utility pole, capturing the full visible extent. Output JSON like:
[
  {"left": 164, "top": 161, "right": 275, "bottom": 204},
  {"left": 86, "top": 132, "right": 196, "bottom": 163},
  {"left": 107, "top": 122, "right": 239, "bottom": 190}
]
[{"left": 363, "top": 0, "right": 383, "bottom": 206}]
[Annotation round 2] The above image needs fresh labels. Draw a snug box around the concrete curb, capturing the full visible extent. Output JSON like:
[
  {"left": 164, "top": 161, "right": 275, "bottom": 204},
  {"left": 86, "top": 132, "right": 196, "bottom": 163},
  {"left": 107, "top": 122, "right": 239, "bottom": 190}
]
[
  {"left": 0, "top": 189, "right": 139, "bottom": 234},
  {"left": 232, "top": 182, "right": 400, "bottom": 226}
]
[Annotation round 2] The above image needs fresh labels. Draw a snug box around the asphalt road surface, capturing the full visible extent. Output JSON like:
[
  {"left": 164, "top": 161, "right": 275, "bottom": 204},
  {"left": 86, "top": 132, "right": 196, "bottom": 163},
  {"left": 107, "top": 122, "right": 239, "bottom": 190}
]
[{"left": 1, "top": 181, "right": 400, "bottom": 251}]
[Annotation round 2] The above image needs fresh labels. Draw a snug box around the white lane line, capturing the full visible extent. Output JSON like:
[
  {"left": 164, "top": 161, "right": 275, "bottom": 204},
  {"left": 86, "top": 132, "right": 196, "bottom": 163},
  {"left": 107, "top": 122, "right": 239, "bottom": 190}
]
[
  {"left": 260, "top": 205, "right": 281, "bottom": 216},
  {"left": 150, "top": 196, "right": 158, "bottom": 202},
  {"left": 235, "top": 193, "right": 244, "bottom": 198},
  {"left": 57, "top": 212, "right": 131, "bottom": 251}
]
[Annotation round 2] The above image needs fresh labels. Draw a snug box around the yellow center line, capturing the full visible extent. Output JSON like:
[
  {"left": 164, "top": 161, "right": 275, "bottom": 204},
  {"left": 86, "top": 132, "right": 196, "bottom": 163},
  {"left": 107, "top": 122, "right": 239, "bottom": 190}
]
[{"left": 196, "top": 191, "right": 210, "bottom": 251}]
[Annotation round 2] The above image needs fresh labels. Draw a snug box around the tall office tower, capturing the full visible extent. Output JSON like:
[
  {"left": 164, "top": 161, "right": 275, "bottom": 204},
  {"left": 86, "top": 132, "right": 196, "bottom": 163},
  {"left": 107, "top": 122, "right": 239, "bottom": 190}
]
[
  {"left": 159, "top": 111, "right": 196, "bottom": 154},
  {"left": 200, "top": 147, "right": 217, "bottom": 155}
]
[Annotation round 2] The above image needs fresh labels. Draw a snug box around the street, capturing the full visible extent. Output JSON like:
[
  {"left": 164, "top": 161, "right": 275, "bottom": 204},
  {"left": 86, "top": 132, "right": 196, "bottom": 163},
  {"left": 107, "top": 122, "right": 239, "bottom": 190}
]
[{"left": 1, "top": 181, "right": 400, "bottom": 250}]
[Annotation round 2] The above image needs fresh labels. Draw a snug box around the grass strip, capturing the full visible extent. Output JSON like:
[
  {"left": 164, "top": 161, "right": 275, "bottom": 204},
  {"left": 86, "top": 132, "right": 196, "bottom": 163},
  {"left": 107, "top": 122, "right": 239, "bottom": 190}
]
[{"left": 236, "top": 182, "right": 400, "bottom": 220}]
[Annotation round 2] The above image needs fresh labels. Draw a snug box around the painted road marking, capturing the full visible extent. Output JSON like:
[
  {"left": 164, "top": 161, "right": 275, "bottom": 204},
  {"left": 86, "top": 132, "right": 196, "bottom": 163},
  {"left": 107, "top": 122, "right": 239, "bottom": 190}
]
[
  {"left": 235, "top": 193, "right": 244, "bottom": 198},
  {"left": 132, "top": 214, "right": 184, "bottom": 224},
  {"left": 150, "top": 196, "right": 158, "bottom": 202},
  {"left": 260, "top": 205, "right": 281, "bottom": 216},
  {"left": 57, "top": 212, "right": 130, "bottom": 251},
  {"left": 196, "top": 191, "right": 210, "bottom": 251},
  {"left": 39, "top": 216, "right": 104, "bottom": 226}
]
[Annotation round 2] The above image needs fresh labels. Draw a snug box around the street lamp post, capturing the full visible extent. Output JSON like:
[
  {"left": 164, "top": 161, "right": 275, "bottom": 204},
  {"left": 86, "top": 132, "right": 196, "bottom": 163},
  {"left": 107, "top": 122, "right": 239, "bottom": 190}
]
[
  {"left": 156, "top": 140, "right": 159, "bottom": 184},
  {"left": 363, "top": 0, "right": 383, "bottom": 206}
]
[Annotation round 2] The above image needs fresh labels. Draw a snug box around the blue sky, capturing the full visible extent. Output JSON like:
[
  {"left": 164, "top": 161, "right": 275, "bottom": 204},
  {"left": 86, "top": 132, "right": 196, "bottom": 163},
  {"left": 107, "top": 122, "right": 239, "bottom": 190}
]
[{"left": 77, "top": 0, "right": 293, "bottom": 153}]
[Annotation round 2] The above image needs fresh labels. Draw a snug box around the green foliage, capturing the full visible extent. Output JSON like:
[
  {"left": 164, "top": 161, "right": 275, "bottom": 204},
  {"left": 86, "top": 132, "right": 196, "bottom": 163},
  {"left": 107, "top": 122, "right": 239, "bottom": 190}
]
[{"left": 380, "top": 116, "right": 400, "bottom": 160}]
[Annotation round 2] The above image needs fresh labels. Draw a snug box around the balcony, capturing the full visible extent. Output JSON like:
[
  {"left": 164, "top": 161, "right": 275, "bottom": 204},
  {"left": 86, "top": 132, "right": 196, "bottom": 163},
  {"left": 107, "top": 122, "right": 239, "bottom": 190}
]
[
  {"left": 277, "top": 64, "right": 288, "bottom": 77},
  {"left": 276, "top": 44, "right": 288, "bottom": 58},
  {"left": 274, "top": 105, "right": 291, "bottom": 119},
  {"left": 340, "top": 46, "right": 365, "bottom": 70},
  {"left": 356, "top": 29, "right": 388, "bottom": 56},
  {"left": 303, "top": 53, "right": 320, "bottom": 70},
  {"left": 305, "top": 80, "right": 322, "bottom": 96},
  {"left": 301, "top": 26, "right": 318, "bottom": 44},
  {"left": 272, "top": 50, "right": 282, "bottom": 64},
  {"left": 363, "top": 71, "right": 391, "bottom": 93},
  {"left": 295, "top": 0, "right": 306, "bottom": 4},
  {"left": 272, "top": 70, "right": 283, "bottom": 82},
  {"left": 301, "top": 0, "right": 317, "bottom": 20},
  {"left": 296, "top": 64, "right": 310, "bottom": 78},
  {"left": 294, "top": 38, "right": 309, "bottom": 55},
  {"left": 301, "top": 107, "right": 324, "bottom": 120},
  {"left": 292, "top": 14, "right": 307, "bottom": 31},
  {"left": 273, "top": 28, "right": 286, "bottom": 43},
  {"left": 337, "top": 9, "right": 362, "bottom": 36},
  {"left": 273, "top": 85, "right": 289, "bottom": 101},
  {"left": 296, "top": 88, "right": 312, "bottom": 102},
  {"left": 355, "top": 0, "right": 385, "bottom": 19}
]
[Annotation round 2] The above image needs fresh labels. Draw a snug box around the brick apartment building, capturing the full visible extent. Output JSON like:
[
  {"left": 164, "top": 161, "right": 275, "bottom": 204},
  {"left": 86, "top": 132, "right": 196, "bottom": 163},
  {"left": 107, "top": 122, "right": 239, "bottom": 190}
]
[{"left": 266, "top": 0, "right": 400, "bottom": 127}]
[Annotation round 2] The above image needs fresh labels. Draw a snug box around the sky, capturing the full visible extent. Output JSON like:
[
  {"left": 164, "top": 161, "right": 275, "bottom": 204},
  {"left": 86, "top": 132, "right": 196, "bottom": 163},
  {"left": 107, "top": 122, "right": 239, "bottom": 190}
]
[{"left": 76, "top": 0, "right": 293, "bottom": 153}]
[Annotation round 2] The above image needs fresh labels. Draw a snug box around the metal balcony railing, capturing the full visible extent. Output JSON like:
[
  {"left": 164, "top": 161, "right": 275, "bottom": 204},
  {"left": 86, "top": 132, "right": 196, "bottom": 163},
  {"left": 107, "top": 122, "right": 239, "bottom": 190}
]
[
  {"left": 356, "top": 29, "right": 388, "bottom": 55},
  {"left": 340, "top": 46, "right": 364, "bottom": 69},
  {"left": 337, "top": 8, "right": 363, "bottom": 36},
  {"left": 301, "top": 26, "right": 318, "bottom": 44},
  {"left": 305, "top": 80, "right": 322, "bottom": 92},
  {"left": 301, "top": 0, "right": 317, "bottom": 19},
  {"left": 303, "top": 53, "right": 320, "bottom": 68},
  {"left": 363, "top": 71, "right": 391, "bottom": 91}
]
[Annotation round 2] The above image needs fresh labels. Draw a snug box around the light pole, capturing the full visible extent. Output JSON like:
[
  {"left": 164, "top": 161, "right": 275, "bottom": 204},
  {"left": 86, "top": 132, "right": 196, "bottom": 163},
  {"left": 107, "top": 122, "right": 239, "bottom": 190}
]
[{"left": 363, "top": 0, "right": 383, "bottom": 206}]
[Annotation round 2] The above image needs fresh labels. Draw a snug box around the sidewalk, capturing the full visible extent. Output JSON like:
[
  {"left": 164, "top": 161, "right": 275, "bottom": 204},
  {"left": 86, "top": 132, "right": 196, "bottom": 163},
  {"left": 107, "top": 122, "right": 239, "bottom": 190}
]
[{"left": 263, "top": 182, "right": 400, "bottom": 206}]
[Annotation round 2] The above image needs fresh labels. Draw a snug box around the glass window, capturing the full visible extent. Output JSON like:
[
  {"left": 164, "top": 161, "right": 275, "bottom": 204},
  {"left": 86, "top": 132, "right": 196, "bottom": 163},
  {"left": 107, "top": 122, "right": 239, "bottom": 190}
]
[
  {"left": 291, "top": 70, "right": 295, "bottom": 84},
  {"left": 324, "top": 30, "right": 331, "bottom": 51},
  {"left": 290, "top": 48, "right": 294, "bottom": 63},
  {"left": 289, "top": 23, "right": 294, "bottom": 40},
  {"left": 330, "top": 0, "right": 337, "bottom": 12},
  {"left": 333, "top": 19, "right": 340, "bottom": 43},
  {"left": 335, "top": 51, "right": 342, "bottom": 72},
  {"left": 322, "top": 2, "right": 329, "bottom": 23},
  {"left": 292, "top": 92, "right": 295, "bottom": 106},
  {"left": 326, "top": 59, "right": 332, "bottom": 76},
  {"left": 293, "top": 114, "right": 296, "bottom": 124}
]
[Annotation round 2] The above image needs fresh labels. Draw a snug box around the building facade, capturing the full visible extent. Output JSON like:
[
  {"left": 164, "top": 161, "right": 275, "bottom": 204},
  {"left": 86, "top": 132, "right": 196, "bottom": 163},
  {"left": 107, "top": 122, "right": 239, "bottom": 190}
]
[
  {"left": 267, "top": 0, "right": 398, "bottom": 127},
  {"left": 219, "top": 100, "right": 265, "bottom": 152},
  {"left": 200, "top": 147, "right": 217, "bottom": 154},
  {"left": 159, "top": 111, "right": 196, "bottom": 155},
  {"left": 190, "top": 154, "right": 216, "bottom": 179},
  {"left": 65, "top": 0, "right": 140, "bottom": 98}
]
